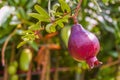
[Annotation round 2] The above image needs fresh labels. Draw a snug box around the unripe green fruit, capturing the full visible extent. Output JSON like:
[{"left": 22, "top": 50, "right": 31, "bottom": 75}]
[
  {"left": 11, "top": 74, "right": 18, "bottom": 80},
  {"left": 11, "top": 61, "right": 18, "bottom": 68},
  {"left": 8, "top": 65, "right": 16, "bottom": 75},
  {"left": 20, "top": 49, "right": 32, "bottom": 71}
]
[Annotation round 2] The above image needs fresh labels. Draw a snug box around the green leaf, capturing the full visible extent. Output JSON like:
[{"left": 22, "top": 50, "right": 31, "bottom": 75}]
[
  {"left": 8, "top": 0, "right": 16, "bottom": 6},
  {"left": 62, "top": 15, "right": 69, "bottom": 23},
  {"left": 59, "top": 0, "right": 71, "bottom": 12},
  {"left": 61, "top": 26, "right": 70, "bottom": 47},
  {"left": 21, "top": 30, "right": 38, "bottom": 42},
  {"left": 91, "top": 0, "right": 102, "bottom": 12},
  {"left": 58, "top": 22, "right": 64, "bottom": 28},
  {"left": 29, "top": 41, "right": 39, "bottom": 51},
  {"left": 56, "top": 19, "right": 64, "bottom": 28},
  {"left": 109, "top": 51, "right": 118, "bottom": 58},
  {"left": 52, "top": 3, "right": 60, "bottom": 11},
  {"left": 34, "top": 5, "right": 50, "bottom": 18},
  {"left": 18, "top": 7, "right": 28, "bottom": 19},
  {"left": 50, "top": 24, "right": 56, "bottom": 32},
  {"left": 29, "top": 22, "right": 41, "bottom": 31},
  {"left": 102, "top": 0, "right": 109, "bottom": 4},
  {"left": 17, "top": 41, "right": 27, "bottom": 48},
  {"left": 45, "top": 23, "right": 56, "bottom": 33},
  {"left": 54, "top": 12, "right": 63, "bottom": 17},
  {"left": 62, "top": 18, "right": 68, "bottom": 23},
  {"left": 20, "top": 0, "right": 27, "bottom": 6},
  {"left": 26, "top": 0, "right": 35, "bottom": 9},
  {"left": 29, "top": 13, "right": 50, "bottom": 22},
  {"left": 14, "top": 0, "right": 19, "bottom": 5},
  {"left": 63, "top": 15, "right": 70, "bottom": 19},
  {"left": 55, "top": 14, "right": 69, "bottom": 23},
  {"left": 22, "top": 34, "right": 36, "bottom": 41},
  {"left": 55, "top": 15, "right": 69, "bottom": 24},
  {"left": 82, "top": 0, "right": 88, "bottom": 7},
  {"left": 46, "top": 23, "right": 52, "bottom": 33},
  {"left": 61, "top": 15, "right": 69, "bottom": 23}
]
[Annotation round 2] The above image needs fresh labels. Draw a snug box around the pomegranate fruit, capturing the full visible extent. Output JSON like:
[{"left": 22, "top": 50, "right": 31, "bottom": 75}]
[{"left": 68, "top": 24, "right": 102, "bottom": 69}]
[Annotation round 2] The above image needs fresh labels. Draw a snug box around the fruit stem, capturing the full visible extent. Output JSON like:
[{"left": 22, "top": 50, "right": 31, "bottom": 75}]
[{"left": 73, "top": 0, "right": 83, "bottom": 24}]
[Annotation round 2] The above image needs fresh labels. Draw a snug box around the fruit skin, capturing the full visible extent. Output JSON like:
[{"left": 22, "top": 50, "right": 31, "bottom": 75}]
[
  {"left": 8, "top": 65, "right": 17, "bottom": 75},
  {"left": 11, "top": 61, "right": 18, "bottom": 68},
  {"left": 20, "top": 49, "right": 32, "bottom": 71},
  {"left": 68, "top": 24, "right": 102, "bottom": 69},
  {"left": 11, "top": 74, "right": 18, "bottom": 80}
]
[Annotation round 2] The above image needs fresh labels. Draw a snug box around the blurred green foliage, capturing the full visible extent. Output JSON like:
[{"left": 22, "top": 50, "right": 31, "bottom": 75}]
[{"left": 0, "top": 0, "right": 120, "bottom": 80}]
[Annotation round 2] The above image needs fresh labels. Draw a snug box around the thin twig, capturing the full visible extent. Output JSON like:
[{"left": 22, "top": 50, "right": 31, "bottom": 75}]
[
  {"left": 46, "top": 48, "right": 50, "bottom": 80},
  {"left": 44, "top": 32, "right": 58, "bottom": 39},
  {"left": 1, "top": 28, "right": 17, "bottom": 66},
  {"left": 38, "top": 44, "right": 60, "bottom": 50},
  {"left": 73, "top": 0, "right": 83, "bottom": 24},
  {"left": 3, "top": 61, "right": 8, "bottom": 80},
  {"left": 26, "top": 62, "right": 32, "bottom": 80},
  {"left": 10, "top": 43, "right": 15, "bottom": 62},
  {"left": 17, "top": 67, "right": 71, "bottom": 77},
  {"left": 0, "top": 67, "right": 77, "bottom": 77},
  {"left": 74, "top": 0, "right": 83, "bottom": 18},
  {"left": 100, "top": 59, "right": 120, "bottom": 70},
  {"left": 40, "top": 50, "right": 47, "bottom": 80},
  {"left": 54, "top": 53, "right": 59, "bottom": 80}
]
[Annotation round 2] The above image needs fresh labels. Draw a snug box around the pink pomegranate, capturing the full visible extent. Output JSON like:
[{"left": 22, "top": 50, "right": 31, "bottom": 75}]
[{"left": 68, "top": 24, "right": 102, "bottom": 69}]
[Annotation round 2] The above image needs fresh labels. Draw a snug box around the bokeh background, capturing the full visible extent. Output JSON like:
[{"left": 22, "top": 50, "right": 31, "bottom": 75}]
[{"left": 0, "top": 0, "right": 120, "bottom": 80}]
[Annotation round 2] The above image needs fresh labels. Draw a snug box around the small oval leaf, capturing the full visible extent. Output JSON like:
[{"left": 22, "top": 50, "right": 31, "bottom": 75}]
[
  {"left": 59, "top": 0, "right": 71, "bottom": 12},
  {"left": 34, "top": 5, "right": 50, "bottom": 18},
  {"left": 29, "top": 13, "right": 50, "bottom": 22},
  {"left": 46, "top": 23, "right": 53, "bottom": 33},
  {"left": 17, "top": 41, "right": 27, "bottom": 48}
]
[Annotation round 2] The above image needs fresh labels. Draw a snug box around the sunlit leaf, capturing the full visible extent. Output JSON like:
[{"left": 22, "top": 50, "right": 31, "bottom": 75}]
[
  {"left": 45, "top": 23, "right": 57, "bottom": 33},
  {"left": 46, "top": 23, "right": 52, "bottom": 33},
  {"left": 29, "top": 41, "right": 39, "bottom": 51},
  {"left": 17, "top": 41, "right": 27, "bottom": 48},
  {"left": 17, "top": 7, "right": 28, "bottom": 19},
  {"left": 59, "top": 0, "right": 71, "bottom": 12},
  {"left": 58, "top": 22, "right": 64, "bottom": 28},
  {"left": 29, "top": 13, "right": 50, "bottom": 22},
  {"left": 8, "top": 0, "right": 15, "bottom": 6},
  {"left": 20, "top": 0, "right": 27, "bottom": 6},
  {"left": 34, "top": 5, "right": 50, "bottom": 18},
  {"left": 54, "top": 12, "right": 63, "bottom": 17},
  {"left": 52, "top": 3, "right": 60, "bottom": 11},
  {"left": 29, "top": 22, "right": 41, "bottom": 31},
  {"left": 61, "top": 15, "right": 69, "bottom": 23},
  {"left": 102, "top": 0, "right": 109, "bottom": 4},
  {"left": 62, "top": 18, "right": 68, "bottom": 23},
  {"left": 82, "top": 0, "right": 88, "bottom": 7},
  {"left": 50, "top": 24, "right": 56, "bottom": 32},
  {"left": 26, "top": 0, "right": 36, "bottom": 9},
  {"left": 61, "top": 26, "right": 70, "bottom": 46},
  {"left": 14, "top": 0, "right": 19, "bottom": 5}
]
